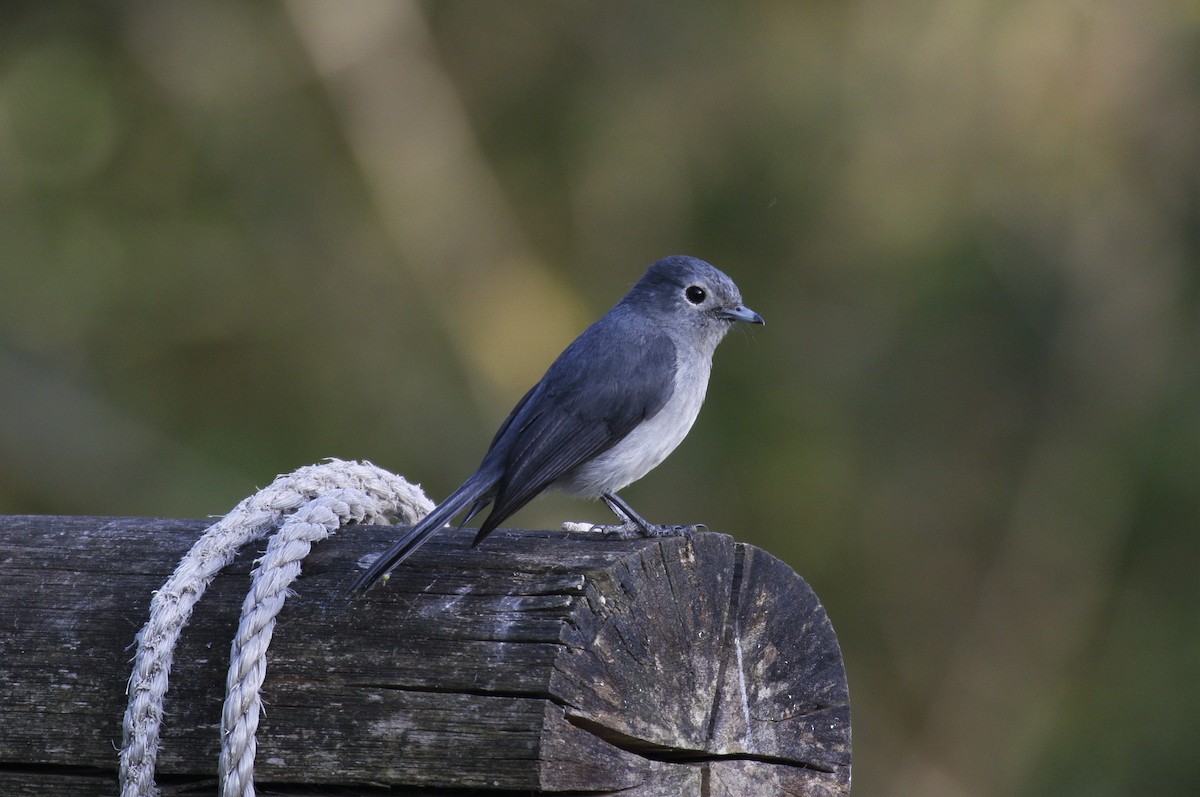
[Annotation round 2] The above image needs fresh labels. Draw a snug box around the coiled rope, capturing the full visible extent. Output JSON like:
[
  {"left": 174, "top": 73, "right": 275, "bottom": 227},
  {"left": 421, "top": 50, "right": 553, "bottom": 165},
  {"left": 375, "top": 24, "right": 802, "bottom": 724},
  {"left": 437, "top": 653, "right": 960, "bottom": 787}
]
[{"left": 118, "top": 459, "right": 433, "bottom": 797}]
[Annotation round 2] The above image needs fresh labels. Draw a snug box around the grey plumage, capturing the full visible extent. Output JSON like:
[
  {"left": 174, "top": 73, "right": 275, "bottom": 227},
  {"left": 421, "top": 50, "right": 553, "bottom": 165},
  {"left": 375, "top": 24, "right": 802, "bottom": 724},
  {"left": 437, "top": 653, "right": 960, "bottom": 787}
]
[{"left": 350, "top": 255, "right": 763, "bottom": 594}]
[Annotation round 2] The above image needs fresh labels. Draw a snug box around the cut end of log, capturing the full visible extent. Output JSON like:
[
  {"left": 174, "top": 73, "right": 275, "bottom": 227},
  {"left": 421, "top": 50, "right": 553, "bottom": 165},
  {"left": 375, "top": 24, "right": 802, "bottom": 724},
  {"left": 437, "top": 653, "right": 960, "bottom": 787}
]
[{"left": 541, "top": 531, "right": 851, "bottom": 794}]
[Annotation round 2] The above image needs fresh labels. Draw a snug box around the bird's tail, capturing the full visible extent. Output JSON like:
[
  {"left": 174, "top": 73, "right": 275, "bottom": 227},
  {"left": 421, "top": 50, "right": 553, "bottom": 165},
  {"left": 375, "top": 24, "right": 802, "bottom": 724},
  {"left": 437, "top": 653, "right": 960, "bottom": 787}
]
[{"left": 348, "top": 473, "right": 494, "bottom": 595}]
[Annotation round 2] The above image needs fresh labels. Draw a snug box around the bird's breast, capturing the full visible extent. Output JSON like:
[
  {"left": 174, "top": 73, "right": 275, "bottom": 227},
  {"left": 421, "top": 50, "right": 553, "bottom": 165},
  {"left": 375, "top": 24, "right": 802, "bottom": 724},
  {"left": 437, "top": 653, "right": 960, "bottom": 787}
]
[{"left": 558, "top": 352, "right": 712, "bottom": 498}]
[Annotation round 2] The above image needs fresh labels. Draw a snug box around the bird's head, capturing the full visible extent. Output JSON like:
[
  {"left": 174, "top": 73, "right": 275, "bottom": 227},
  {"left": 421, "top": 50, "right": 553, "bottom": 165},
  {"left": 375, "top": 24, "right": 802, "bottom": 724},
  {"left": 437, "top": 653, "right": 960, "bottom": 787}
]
[{"left": 628, "top": 255, "right": 765, "bottom": 347}]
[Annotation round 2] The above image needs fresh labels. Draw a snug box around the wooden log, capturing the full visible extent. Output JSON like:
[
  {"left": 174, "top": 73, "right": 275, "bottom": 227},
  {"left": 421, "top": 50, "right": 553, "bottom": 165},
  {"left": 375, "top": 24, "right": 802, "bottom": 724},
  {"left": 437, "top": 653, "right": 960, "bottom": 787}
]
[{"left": 0, "top": 515, "right": 851, "bottom": 795}]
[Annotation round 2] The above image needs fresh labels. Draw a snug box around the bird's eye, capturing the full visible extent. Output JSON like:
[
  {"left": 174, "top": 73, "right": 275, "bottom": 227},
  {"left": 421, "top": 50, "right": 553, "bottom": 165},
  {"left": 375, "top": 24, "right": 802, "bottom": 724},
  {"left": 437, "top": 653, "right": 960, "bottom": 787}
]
[{"left": 685, "top": 285, "right": 706, "bottom": 304}]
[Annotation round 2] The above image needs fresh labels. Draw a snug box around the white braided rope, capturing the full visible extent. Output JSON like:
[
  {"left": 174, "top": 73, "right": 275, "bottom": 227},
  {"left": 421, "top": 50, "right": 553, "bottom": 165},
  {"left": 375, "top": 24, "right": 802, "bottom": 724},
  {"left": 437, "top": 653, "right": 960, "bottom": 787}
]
[
  {"left": 119, "top": 459, "right": 433, "bottom": 797},
  {"left": 218, "top": 488, "right": 395, "bottom": 797}
]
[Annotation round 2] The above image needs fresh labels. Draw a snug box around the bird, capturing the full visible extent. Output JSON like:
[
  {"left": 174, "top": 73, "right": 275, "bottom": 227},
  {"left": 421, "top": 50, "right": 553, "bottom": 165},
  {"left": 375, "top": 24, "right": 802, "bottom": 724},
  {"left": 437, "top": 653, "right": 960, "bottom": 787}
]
[{"left": 350, "top": 255, "right": 764, "bottom": 594}]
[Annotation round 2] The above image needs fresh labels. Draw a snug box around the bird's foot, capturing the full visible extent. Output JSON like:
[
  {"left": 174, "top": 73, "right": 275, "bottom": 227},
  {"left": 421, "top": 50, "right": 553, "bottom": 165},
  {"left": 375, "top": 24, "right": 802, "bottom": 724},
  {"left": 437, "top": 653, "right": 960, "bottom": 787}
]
[
  {"left": 635, "top": 522, "right": 707, "bottom": 538},
  {"left": 563, "top": 520, "right": 707, "bottom": 539}
]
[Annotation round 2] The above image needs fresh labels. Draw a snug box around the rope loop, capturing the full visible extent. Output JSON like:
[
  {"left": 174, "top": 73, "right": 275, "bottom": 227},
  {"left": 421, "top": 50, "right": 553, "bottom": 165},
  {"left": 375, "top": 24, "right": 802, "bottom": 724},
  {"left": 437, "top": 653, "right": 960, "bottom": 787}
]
[{"left": 119, "top": 459, "right": 432, "bottom": 797}]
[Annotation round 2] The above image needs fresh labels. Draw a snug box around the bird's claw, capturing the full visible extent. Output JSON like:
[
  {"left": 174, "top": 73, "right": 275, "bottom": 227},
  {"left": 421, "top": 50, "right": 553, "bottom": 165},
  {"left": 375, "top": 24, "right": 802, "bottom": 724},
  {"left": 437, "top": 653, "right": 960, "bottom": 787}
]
[
  {"left": 637, "top": 523, "right": 706, "bottom": 538},
  {"left": 566, "top": 521, "right": 706, "bottom": 540}
]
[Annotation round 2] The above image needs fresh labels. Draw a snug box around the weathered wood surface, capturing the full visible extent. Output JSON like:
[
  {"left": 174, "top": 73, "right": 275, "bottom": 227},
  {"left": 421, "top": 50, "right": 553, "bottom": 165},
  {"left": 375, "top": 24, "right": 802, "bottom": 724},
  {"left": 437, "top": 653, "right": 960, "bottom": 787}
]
[{"left": 0, "top": 515, "right": 851, "bottom": 795}]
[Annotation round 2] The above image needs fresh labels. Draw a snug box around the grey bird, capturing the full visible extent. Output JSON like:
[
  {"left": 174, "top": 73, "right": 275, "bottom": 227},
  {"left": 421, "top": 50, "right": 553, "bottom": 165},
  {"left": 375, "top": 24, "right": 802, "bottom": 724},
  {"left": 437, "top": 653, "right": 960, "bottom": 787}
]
[{"left": 350, "top": 255, "right": 764, "bottom": 594}]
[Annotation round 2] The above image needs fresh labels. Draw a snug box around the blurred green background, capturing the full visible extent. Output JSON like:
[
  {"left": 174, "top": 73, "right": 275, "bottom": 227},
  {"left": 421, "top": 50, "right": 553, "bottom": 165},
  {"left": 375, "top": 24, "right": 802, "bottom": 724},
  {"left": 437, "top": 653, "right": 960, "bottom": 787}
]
[{"left": 2, "top": 1, "right": 1198, "bottom": 794}]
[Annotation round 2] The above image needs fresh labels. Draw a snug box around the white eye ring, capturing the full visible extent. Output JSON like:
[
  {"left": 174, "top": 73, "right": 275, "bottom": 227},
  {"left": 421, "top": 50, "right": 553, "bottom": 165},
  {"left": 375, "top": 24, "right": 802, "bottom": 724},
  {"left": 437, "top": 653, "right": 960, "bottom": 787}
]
[{"left": 685, "top": 285, "right": 706, "bottom": 304}]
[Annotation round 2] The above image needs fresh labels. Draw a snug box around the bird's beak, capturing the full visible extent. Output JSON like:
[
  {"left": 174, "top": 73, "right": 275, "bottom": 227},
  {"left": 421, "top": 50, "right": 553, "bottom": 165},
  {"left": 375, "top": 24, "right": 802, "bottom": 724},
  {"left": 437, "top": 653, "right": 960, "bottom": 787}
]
[{"left": 718, "top": 304, "right": 765, "bottom": 325}]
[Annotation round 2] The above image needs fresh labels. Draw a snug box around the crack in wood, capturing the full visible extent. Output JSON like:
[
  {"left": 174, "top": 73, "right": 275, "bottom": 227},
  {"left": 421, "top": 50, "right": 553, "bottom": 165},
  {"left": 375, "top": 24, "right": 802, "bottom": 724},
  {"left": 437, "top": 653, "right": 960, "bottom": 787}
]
[
  {"left": 563, "top": 711, "right": 834, "bottom": 772},
  {"left": 703, "top": 541, "right": 746, "bottom": 747},
  {"left": 352, "top": 682, "right": 565, "bottom": 705},
  {"left": 0, "top": 763, "right": 118, "bottom": 778}
]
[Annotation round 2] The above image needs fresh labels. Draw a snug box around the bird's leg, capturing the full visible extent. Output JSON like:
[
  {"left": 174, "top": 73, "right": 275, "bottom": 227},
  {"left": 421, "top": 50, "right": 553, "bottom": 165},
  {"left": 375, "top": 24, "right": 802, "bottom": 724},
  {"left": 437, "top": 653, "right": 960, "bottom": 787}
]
[
  {"left": 599, "top": 492, "right": 654, "bottom": 534},
  {"left": 590, "top": 492, "right": 706, "bottom": 538}
]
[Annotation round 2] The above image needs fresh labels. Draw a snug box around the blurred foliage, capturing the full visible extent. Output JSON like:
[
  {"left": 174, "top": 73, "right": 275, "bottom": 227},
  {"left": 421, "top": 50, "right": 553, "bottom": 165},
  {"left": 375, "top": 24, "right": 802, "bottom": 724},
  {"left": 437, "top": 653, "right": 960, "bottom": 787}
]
[{"left": 2, "top": 1, "right": 1198, "bottom": 794}]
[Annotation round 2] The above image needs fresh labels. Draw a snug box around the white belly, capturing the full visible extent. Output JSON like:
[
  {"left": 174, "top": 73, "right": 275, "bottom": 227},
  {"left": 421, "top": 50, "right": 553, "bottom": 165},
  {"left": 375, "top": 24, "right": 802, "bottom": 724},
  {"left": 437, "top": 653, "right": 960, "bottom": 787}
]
[{"left": 558, "top": 355, "right": 711, "bottom": 497}]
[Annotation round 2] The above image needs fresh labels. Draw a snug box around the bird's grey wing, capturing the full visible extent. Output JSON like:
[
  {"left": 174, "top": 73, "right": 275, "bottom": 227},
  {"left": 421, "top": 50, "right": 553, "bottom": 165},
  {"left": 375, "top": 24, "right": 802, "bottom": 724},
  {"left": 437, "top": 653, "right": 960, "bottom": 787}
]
[
  {"left": 474, "top": 326, "right": 676, "bottom": 539},
  {"left": 483, "top": 381, "right": 540, "bottom": 452}
]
